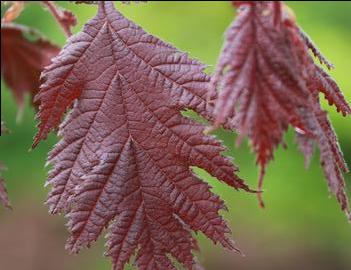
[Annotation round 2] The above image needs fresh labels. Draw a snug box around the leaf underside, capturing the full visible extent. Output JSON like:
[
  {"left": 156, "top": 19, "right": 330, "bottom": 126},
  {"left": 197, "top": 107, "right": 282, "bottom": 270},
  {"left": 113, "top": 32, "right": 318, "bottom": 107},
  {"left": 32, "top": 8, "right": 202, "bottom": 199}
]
[
  {"left": 1, "top": 23, "right": 60, "bottom": 110},
  {"left": 34, "top": 1, "right": 251, "bottom": 269},
  {"left": 210, "top": 1, "right": 351, "bottom": 218}
]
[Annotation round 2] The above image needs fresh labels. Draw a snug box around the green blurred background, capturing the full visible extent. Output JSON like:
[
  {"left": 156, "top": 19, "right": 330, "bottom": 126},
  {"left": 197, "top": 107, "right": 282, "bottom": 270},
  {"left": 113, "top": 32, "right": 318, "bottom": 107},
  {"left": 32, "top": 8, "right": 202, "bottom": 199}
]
[{"left": 1, "top": 1, "right": 350, "bottom": 270}]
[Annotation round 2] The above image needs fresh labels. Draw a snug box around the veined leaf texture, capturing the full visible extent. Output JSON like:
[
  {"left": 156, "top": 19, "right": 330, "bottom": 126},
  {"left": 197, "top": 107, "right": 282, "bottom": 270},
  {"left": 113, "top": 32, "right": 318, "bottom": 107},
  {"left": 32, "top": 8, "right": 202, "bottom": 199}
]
[{"left": 34, "top": 1, "right": 251, "bottom": 269}]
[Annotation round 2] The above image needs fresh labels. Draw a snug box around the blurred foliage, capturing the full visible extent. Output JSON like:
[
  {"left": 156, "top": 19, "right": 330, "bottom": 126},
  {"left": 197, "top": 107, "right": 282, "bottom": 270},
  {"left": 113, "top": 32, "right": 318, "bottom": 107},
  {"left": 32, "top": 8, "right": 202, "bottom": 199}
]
[{"left": 1, "top": 2, "right": 351, "bottom": 270}]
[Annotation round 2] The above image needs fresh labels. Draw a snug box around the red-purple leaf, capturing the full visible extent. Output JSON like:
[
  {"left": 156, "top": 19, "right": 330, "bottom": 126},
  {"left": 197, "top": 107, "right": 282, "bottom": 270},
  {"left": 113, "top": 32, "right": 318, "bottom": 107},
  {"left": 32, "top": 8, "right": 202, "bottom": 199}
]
[
  {"left": 1, "top": 24, "right": 60, "bottom": 110},
  {"left": 34, "top": 2, "right": 251, "bottom": 269},
  {"left": 210, "top": 1, "right": 350, "bottom": 218}
]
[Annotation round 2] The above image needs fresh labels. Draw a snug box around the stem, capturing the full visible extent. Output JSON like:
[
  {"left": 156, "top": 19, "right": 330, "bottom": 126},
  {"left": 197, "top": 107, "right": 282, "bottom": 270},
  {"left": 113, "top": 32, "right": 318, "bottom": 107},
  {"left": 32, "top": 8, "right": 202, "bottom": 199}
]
[
  {"left": 257, "top": 166, "right": 265, "bottom": 208},
  {"left": 1, "top": 1, "right": 24, "bottom": 23},
  {"left": 42, "top": 1, "right": 72, "bottom": 37}
]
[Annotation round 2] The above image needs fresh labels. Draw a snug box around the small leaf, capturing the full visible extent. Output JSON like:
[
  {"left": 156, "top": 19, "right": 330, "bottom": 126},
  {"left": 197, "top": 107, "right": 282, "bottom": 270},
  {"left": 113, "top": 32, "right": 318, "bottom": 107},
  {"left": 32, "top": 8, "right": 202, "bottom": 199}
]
[{"left": 1, "top": 24, "right": 60, "bottom": 111}]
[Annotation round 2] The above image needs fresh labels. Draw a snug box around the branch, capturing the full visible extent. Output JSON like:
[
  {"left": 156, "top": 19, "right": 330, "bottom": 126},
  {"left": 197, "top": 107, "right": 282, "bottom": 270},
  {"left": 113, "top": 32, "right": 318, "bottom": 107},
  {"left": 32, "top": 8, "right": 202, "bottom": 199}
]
[{"left": 42, "top": 1, "right": 76, "bottom": 37}]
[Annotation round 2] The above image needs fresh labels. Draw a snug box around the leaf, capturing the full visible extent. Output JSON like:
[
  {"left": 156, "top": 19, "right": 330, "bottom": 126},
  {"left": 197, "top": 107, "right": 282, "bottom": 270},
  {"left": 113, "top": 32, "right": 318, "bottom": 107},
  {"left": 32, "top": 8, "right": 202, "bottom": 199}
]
[
  {"left": 34, "top": 2, "right": 252, "bottom": 269},
  {"left": 210, "top": 1, "right": 351, "bottom": 218},
  {"left": 1, "top": 24, "right": 60, "bottom": 110}
]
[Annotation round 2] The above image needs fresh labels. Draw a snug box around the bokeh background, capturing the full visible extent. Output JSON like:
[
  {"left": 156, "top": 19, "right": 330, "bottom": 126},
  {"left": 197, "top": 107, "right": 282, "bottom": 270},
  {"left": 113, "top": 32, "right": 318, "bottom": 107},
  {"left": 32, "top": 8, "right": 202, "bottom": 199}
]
[{"left": 1, "top": 1, "right": 351, "bottom": 270}]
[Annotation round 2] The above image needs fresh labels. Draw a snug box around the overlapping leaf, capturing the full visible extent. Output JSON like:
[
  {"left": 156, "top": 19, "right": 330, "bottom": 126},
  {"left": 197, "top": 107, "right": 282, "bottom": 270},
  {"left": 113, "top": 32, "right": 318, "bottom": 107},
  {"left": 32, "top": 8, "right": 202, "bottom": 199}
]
[
  {"left": 210, "top": 1, "right": 351, "bottom": 218},
  {"left": 1, "top": 24, "right": 60, "bottom": 110},
  {"left": 34, "top": 2, "right": 251, "bottom": 269}
]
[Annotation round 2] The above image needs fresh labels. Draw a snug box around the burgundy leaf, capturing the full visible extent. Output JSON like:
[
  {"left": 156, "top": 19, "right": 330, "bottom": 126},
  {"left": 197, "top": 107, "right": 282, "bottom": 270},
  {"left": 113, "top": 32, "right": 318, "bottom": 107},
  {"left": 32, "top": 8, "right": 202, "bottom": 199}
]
[
  {"left": 34, "top": 2, "right": 252, "bottom": 269},
  {"left": 1, "top": 24, "right": 60, "bottom": 110},
  {"left": 210, "top": 1, "right": 350, "bottom": 218}
]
